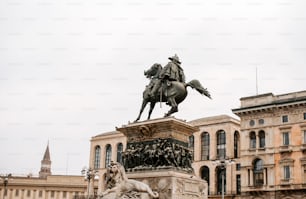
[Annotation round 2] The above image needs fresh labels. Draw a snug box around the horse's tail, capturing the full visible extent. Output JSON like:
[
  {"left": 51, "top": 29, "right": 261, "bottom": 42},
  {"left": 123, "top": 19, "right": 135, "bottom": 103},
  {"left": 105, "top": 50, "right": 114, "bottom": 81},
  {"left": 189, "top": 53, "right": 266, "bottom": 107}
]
[{"left": 186, "top": 79, "right": 212, "bottom": 99}]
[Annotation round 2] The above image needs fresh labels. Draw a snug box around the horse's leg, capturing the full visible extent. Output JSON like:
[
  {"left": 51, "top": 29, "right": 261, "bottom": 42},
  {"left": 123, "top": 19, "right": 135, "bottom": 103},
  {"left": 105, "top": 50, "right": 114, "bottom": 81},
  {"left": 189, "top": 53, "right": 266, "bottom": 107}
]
[
  {"left": 147, "top": 102, "right": 156, "bottom": 120},
  {"left": 135, "top": 99, "right": 149, "bottom": 122},
  {"left": 164, "top": 97, "right": 178, "bottom": 117}
]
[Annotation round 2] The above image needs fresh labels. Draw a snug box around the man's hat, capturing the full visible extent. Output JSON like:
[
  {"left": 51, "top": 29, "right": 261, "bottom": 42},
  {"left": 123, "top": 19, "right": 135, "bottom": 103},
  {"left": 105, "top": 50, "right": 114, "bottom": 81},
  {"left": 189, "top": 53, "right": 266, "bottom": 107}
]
[{"left": 168, "top": 54, "right": 181, "bottom": 64}]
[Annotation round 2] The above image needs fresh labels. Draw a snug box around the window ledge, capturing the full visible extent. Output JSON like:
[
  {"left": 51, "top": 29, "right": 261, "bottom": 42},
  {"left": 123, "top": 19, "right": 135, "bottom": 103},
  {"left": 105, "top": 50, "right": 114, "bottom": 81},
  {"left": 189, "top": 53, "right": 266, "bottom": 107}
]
[
  {"left": 248, "top": 148, "right": 256, "bottom": 152},
  {"left": 248, "top": 185, "right": 264, "bottom": 189},
  {"left": 280, "top": 179, "right": 292, "bottom": 185},
  {"left": 258, "top": 147, "right": 266, "bottom": 151},
  {"left": 279, "top": 145, "right": 292, "bottom": 153},
  {"left": 301, "top": 144, "right": 306, "bottom": 152}
]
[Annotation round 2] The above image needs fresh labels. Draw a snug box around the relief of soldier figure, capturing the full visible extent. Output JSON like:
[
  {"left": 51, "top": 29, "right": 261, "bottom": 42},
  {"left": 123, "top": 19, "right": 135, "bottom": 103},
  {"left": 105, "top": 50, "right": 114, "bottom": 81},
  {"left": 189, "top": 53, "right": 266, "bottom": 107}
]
[
  {"left": 122, "top": 138, "right": 193, "bottom": 172},
  {"left": 135, "top": 54, "right": 211, "bottom": 122}
]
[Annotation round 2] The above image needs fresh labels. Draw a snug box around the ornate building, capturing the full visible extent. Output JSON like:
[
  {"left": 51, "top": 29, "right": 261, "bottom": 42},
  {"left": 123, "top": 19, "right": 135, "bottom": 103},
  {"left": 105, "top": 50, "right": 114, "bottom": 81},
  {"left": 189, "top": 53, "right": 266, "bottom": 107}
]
[
  {"left": 232, "top": 91, "right": 306, "bottom": 199},
  {"left": 89, "top": 131, "right": 127, "bottom": 193},
  {"left": 190, "top": 115, "right": 241, "bottom": 197},
  {"left": 0, "top": 144, "right": 89, "bottom": 199}
]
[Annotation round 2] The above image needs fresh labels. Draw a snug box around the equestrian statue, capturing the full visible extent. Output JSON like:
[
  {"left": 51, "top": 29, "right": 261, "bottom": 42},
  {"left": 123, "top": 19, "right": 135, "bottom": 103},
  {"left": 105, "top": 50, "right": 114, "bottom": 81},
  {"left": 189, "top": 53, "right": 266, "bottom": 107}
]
[{"left": 135, "top": 54, "right": 211, "bottom": 122}]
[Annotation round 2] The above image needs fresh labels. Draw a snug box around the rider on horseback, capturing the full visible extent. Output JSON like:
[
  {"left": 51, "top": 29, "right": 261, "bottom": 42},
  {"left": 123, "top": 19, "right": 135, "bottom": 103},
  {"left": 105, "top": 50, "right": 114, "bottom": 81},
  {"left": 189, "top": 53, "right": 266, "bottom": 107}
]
[
  {"left": 149, "top": 54, "right": 185, "bottom": 98},
  {"left": 135, "top": 55, "right": 211, "bottom": 121}
]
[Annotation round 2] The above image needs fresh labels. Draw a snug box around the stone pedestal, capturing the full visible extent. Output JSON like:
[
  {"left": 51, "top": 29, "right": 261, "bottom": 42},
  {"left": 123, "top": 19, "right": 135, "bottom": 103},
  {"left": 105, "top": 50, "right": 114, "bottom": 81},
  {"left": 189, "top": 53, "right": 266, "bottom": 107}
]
[
  {"left": 116, "top": 117, "right": 208, "bottom": 199},
  {"left": 127, "top": 170, "right": 207, "bottom": 199}
]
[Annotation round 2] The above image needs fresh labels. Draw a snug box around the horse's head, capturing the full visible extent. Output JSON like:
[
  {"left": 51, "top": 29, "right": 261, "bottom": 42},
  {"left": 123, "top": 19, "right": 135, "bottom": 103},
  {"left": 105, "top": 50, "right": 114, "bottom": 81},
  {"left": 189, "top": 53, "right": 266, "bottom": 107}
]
[{"left": 144, "top": 63, "right": 162, "bottom": 79}]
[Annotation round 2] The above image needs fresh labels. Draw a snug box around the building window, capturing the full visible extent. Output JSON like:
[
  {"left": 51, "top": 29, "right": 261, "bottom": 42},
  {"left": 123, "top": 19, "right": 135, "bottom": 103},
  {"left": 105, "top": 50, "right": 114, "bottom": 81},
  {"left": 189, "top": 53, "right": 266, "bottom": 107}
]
[
  {"left": 105, "top": 144, "right": 112, "bottom": 167},
  {"left": 51, "top": 191, "right": 55, "bottom": 198},
  {"left": 217, "top": 130, "right": 226, "bottom": 159},
  {"left": 234, "top": 131, "right": 240, "bottom": 158},
  {"left": 15, "top": 189, "right": 19, "bottom": 196},
  {"left": 304, "top": 130, "right": 306, "bottom": 144},
  {"left": 259, "top": 119, "right": 264, "bottom": 125},
  {"left": 259, "top": 130, "right": 265, "bottom": 148},
  {"left": 63, "top": 191, "right": 67, "bottom": 198},
  {"left": 27, "top": 190, "right": 31, "bottom": 197},
  {"left": 217, "top": 166, "right": 226, "bottom": 194},
  {"left": 284, "top": 166, "right": 290, "bottom": 180},
  {"left": 236, "top": 175, "right": 241, "bottom": 195},
  {"left": 94, "top": 145, "right": 101, "bottom": 169},
  {"left": 201, "top": 166, "right": 210, "bottom": 195},
  {"left": 117, "top": 143, "right": 123, "bottom": 164},
  {"left": 304, "top": 112, "right": 306, "bottom": 120},
  {"left": 39, "top": 190, "right": 43, "bottom": 197},
  {"left": 253, "top": 159, "right": 264, "bottom": 186},
  {"left": 282, "top": 115, "right": 288, "bottom": 123},
  {"left": 201, "top": 132, "right": 210, "bottom": 160},
  {"left": 236, "top": 163, "right": 241, "bottom": 171},
  {"left": 249, "top": 120, "right": 255, "bottom": 126},
  {"left": 250, "top": 131, "right": 256, "bottom": 149},
  {"left": 189, "top": 135, "right": 194, "bottom": 148},
  {"left": 283, "top": 132, "right": 290, "bottom": 146}
]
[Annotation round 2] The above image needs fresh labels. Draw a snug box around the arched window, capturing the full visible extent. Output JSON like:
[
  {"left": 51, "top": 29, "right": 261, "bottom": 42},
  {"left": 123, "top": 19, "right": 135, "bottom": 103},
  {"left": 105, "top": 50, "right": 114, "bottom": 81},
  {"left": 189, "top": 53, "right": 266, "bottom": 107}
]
[
  {"left": 259, "top": 130, "right": 265, "bottom": 148},
  {"left": 117, "top": 143, "right": 123, "bottom": 164},
  {"left": 234, "top": 131, "right": 240, "bottom": 158},
  {"left": 216, "top": 166, "right": 226, "bottom": 194},
  {"left": 250, "top": 131, "right": 256, "bottom": 149},
  {"left": 201, "top": 132, "right": 210, "bottom": 160},
  {"left": 105, "top": 144, "right": 112, "bottom": 167},
  {"left": 253, "top": 159, "right": 264, "bottom": 186},
  {"left": 201, "top": 166, "right": 210, "bottom": 195},
  {"left": 217, "top": 130, "right": 226, "bottom": 159},
  {"left": 94, "top": 145, "right": 101, "bottom": 169}
]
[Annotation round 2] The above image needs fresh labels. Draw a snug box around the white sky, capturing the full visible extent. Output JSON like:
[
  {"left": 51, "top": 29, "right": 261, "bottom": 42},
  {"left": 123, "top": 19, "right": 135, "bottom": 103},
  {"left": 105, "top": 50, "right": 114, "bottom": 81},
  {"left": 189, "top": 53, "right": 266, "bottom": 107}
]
[{"left": 0, "top": 0, "right": 306, "bottom": 175}]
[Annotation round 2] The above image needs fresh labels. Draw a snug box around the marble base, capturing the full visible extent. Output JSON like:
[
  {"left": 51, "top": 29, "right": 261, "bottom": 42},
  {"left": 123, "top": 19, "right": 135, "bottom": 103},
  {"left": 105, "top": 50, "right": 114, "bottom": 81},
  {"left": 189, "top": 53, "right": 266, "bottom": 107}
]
[{"left": 127, "top": 170, "right": 208, "bottom": 199}]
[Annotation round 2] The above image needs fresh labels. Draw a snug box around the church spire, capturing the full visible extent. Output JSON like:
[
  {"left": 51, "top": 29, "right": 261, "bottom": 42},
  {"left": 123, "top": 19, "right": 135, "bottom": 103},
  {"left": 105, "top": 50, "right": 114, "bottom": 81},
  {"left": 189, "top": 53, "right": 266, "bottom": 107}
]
[{"left": 39, "top": 142, "right": 52, "bottom": 178}]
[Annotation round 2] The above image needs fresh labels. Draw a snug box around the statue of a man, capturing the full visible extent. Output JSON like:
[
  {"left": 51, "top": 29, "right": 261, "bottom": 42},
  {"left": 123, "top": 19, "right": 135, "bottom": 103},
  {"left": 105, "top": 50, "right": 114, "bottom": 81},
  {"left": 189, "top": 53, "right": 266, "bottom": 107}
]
[{"left": 149, "top": 54, "right": 185, "bottom": 97}]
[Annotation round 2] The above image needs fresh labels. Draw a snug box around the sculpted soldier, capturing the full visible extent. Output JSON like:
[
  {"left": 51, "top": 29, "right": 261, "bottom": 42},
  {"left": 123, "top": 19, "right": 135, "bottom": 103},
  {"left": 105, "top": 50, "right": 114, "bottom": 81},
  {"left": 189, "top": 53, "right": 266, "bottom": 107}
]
[{"left": 149, "top": 54, "right": 186, "bottom": 98}]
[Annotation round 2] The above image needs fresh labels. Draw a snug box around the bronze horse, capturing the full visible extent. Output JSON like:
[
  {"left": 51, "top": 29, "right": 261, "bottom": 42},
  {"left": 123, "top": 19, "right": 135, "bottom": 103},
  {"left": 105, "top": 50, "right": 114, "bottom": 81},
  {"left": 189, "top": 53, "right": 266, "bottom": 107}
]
[{"left": 135, "top": 63, "right": 211, "bottom": 122}]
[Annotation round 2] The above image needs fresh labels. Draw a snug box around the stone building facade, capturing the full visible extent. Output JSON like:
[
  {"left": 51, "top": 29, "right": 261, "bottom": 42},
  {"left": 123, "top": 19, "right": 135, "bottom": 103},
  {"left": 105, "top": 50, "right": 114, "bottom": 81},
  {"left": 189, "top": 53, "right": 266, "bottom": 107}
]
[
  {"left": 190, "top": 115, "right": 241, "bottom": 197},
  {"left": 0, "top": 144, "right": 88, "bottom": 199},
  {"left": 232, "top": 91, "right": 306, "bottom": 199},
  {"left": 89, "top": 131, "right": 127, "bottom": 193},
  {"left": 0, "top": 175, "right": 87, "bottom": 199}
]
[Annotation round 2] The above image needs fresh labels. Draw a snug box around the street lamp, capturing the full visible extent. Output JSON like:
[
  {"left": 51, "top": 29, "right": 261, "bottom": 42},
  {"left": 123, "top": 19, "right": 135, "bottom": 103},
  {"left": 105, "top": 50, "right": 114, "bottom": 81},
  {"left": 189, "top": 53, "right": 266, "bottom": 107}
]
[
  {"left": 0, "top": 174, "right": 12, "bottom": 199},
  {"left": 81, "top": 167, "right": 97, "bottom": 199},
  {"left": 213, "top": 159, "right": 235, "bottom": 199}
]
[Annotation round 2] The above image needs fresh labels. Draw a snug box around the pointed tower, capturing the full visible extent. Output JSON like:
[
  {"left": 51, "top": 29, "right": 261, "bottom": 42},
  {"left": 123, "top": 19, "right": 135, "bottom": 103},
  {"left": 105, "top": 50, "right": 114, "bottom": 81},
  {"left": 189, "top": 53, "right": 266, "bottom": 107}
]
[{"left": 39, "top": 142, "right": 52, "bottom": 178}]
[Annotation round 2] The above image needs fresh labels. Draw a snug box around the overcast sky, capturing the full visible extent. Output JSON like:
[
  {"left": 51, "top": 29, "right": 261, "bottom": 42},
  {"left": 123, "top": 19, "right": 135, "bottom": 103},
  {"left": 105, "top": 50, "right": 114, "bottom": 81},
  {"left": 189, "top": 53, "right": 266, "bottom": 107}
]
[{"left": 1, "top": 0, "right": 306, "bottom": 176}]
